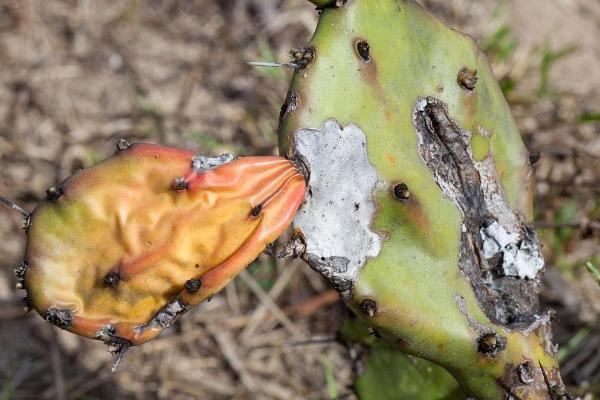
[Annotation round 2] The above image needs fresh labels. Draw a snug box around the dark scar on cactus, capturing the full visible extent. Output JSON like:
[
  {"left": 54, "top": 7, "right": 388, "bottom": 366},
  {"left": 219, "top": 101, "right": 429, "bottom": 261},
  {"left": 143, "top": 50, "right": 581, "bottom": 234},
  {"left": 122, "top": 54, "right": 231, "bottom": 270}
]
[
  {"left": 289, "top": 47, "right": 315, "bottom": 70},
  {"left": 415, "top": 98, "right": 544, "bottom": 329},
  {"left": 135, "top": 298, "right": 191, "bottom": 334},
  {"left": 250, "top": 203, "right": 263, "bottom": 218},
  {"left": 279, "top": 90, "right": 301, "bottom": 126},
  {"left": 477, "top": 332, "right": 507, "bottom": 357},
  {"left": 517, "top": 360, "right": 534, "bottom": 385},
  {"left": 355, "top": 40, "right": 371, "bottom": 62},
  {"left": 359, "top": 298, "right": 377, "bottom": 317},
  {"left": 115, "top": 138, "right": 131, "bottom": 152},
  {"left": 46, "top": 186, "right": 64, "bottom": 201},
  {"left": 14, "top": 261, "right": 28, "bottom": 290},
  {"left": 171, "top": 176, "right": 188, "bottom": 191},
  {"left": 184, "top": 279, "right": 201, "bottom": 293},
  {"left": 457, "top": 67, "right": 478, "bottom": 91},
  {"left": 104, "top": 272, "right": 121, "bottom": 287},
  {"left": 392, "top": 183, "right": 410, "bottom": 201},
  {"left": 44, "top": 307, "right": 74, "bottom": 329}
]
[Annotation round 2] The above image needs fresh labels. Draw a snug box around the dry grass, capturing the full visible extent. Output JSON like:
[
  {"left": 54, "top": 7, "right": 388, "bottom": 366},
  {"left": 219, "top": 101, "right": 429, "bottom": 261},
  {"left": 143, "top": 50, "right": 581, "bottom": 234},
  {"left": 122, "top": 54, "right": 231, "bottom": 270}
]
[{"left": 0, "top": 1, "right": 599, "bottom": 399}]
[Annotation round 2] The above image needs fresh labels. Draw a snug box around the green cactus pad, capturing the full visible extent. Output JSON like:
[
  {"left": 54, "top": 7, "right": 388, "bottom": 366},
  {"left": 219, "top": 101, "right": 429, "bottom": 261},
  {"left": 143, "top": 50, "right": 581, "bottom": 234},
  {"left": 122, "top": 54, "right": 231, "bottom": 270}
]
[{"left": 279, "top": 1, "right": 563, "bottom": 398}]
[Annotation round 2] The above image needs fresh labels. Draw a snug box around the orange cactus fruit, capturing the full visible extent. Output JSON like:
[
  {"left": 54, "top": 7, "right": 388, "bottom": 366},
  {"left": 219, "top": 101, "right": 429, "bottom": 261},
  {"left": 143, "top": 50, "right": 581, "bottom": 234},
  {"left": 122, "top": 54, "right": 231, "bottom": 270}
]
[{"left": 21, "top": 142, "right": 306, "bottom": 353}]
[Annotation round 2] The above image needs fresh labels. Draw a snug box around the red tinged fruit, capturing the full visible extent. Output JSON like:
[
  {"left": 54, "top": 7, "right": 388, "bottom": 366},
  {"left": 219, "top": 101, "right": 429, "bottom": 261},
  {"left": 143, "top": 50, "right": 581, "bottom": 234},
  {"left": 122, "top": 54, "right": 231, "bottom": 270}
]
[{"left": 22, "top": 143, "right": 306, "bottom": 346}]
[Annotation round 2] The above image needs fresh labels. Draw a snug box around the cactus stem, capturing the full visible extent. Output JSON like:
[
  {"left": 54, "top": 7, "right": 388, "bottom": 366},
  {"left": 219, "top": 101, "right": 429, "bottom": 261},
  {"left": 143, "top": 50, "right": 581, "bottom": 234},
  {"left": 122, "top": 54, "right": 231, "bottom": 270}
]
[
  {"left": 457, "top": 67, "right": 478, "bottom": 91},
  {"left": 359, "top": 299, "right": 377, "bottom": 317},
  {"left": 392, "top": 183, "right": 410, "bottom": 201},
  {"left": 171, "top": 176, "right": 188, "bottom": 191},
  {"left": 115, "top": 138, "right": 131, "bottom": 152},
  {"left": 0, "top": 195, "right": 30, "bottom": 221},
  {"left": 184, "top": 279, "right": 201, "bottom": 293},
  {"left": 104, "top": 272, "right": 121, "bottom": 287},
  {"left": 46, "top": 186, "right": 64, "bottom": 201}
]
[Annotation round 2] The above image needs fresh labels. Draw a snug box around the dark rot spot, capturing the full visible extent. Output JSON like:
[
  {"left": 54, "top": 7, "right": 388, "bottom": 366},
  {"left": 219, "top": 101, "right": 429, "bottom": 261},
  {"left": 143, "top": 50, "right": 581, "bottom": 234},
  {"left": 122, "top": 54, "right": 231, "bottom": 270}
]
[
  {"left": 356, "top": 40, "right": 370, "bottom": 61},
  {"left": 15, "top": 261, "right": 28, "bottom": 288},
  {"left": 477, "top": 332, "right": 506, "bottom": 356},
  {"left": 104, "top": 272, "right": 121, "bottom": 287},
  {"left": 250, "top": 204, "right": 263, "bottom": 218},
  {"left": 44, "top": 307, "right": 74, "bottom": 328},
  {"left": 457, "top": 67, "right": 478, "bottom": 91},
  {"left": 517, "top": 360, "right": 534, "bottom": 385},
  {"left": 393, "top": 183, "right": 410, "bottom": 201},
  {"left": 289, "top": 47, "right": 315, "bottom": 69},
  {"left": 185, "top": 279, "right": 201, "bottom": 293},
  {"left": 46, "top": 186, "right": 64, "bottom": 201},
  {"left": 279, "top": 90, "right": 300, "bottom": 126},
  {"left": 115, "top": 138, "right": 131, "bottom": 152},
  {"left": 171, "top": 176, "right": 188, "bottom": 191},
  {"left": 360, "top": 298, "right": 378, "bottom": 317}
]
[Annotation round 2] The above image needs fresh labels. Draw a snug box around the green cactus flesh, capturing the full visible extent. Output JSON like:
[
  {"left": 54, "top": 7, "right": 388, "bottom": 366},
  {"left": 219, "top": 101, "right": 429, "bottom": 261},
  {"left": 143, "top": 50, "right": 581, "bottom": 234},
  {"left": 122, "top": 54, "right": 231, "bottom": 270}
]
[
  {"left": 21, "top": 143, "right": 306, "bottom": 349},
  {"left": 279, "top": 1, "right": 563, "bottom": 398}
]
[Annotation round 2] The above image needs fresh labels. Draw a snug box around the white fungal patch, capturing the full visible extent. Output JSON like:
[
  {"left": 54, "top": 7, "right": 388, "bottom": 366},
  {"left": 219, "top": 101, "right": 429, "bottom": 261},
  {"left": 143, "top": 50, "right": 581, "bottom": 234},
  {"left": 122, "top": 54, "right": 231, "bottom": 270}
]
[
  {"left": 475, "top": 157, "right": 544, "bottom": 280},
  {"left": 480, "top": 221, "right": 544, "bottom": 280},
  {"left": 292, "top": 120, "right": 383, "bottom": 295},
  {"left": 192, "top": 153, "right": 235, "bottom": 172}
]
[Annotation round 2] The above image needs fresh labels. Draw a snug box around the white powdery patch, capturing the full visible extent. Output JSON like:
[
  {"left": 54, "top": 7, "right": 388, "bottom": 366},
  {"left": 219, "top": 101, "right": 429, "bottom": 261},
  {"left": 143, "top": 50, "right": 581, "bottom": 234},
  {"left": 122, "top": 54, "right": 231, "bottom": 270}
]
[
  {"left": 292, "top": 120, "right": 383, "bottom": 292},
  {"left": 480, "top": 221, "right": 544, "bottom": 279},
  {"left": 192, "top": 153, "right": 235, "bottom": 172}
]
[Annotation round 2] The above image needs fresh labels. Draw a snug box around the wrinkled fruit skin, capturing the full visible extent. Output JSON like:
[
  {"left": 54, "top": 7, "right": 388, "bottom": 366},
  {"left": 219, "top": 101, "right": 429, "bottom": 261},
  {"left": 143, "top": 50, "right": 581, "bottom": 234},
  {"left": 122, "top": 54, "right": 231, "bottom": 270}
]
[
  {"left": 24, "top": 143, "right": 305, "bottom": 346},
  {"left": 279, "top": 1, "right": 563, "bottom": 399}
]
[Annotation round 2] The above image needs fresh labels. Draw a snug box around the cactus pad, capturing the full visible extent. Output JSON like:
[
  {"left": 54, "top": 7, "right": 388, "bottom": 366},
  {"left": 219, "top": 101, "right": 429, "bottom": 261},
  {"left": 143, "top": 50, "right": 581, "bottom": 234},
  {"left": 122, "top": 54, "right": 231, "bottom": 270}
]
[
  {"left": 279, "top": 0, "right": 564, "bottom": 398},
  {"left": 22, "top": 143, "right": 306, "bottom": 349}
]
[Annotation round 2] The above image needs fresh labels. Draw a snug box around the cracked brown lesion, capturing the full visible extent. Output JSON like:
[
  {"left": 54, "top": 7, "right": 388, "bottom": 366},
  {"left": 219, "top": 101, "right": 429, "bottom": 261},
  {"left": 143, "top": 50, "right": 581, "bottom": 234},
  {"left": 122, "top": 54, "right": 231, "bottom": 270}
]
[{"left": 413, "top": 97, "right": 544, "bottom": 329}]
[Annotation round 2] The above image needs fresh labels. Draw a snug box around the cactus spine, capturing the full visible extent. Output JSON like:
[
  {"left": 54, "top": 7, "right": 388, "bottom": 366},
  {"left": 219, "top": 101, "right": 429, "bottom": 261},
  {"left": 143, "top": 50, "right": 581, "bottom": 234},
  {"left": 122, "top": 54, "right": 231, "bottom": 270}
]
[{"left": 279, "top": 1, "right": 564, "bottom": 398}]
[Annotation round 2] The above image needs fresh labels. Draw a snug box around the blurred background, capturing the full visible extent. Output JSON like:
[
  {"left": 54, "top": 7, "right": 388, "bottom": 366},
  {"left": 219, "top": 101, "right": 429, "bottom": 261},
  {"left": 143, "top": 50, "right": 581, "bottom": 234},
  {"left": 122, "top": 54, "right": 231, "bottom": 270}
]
[{"left": 0, "top": 0, "right": 599, "bottom": 399}]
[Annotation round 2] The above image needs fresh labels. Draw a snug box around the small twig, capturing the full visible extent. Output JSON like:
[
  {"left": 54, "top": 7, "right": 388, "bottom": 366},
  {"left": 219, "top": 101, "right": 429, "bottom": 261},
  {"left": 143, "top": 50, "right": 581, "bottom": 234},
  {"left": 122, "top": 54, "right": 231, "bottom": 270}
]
[
  {"left": 250, "top": 336, "right": 338, "bottom": 350},
  {"left": 48, "top": 329, "right": 66, "bottom": 400},
  {"left": 212, "top": 330, "right": 257, "bottom": 392},
  {"left": 0, "top": 195, "right": 30, "bottom": 219},
  {"left": 240, "top": 263, "right": 300, "bottom": 341},
  {"left": 239, "top": 270, "right": 303, "bottom": 340}
]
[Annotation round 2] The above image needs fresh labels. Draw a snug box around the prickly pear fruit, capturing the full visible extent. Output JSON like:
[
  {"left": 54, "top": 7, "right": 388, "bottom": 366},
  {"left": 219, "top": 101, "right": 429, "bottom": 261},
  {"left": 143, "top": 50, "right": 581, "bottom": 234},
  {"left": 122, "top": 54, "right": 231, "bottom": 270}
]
[
  {"left": 20, "top": 142, "right": 305, "bottom": 350},
  {"left": 279, "top": 1, "right": 563, "bottom": 398}
]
